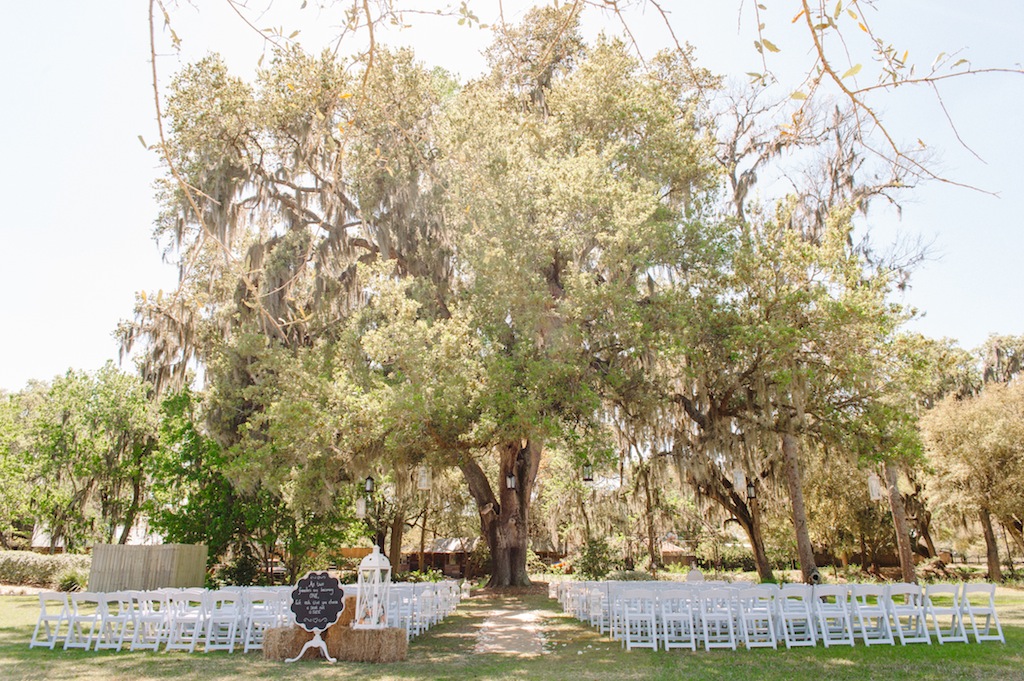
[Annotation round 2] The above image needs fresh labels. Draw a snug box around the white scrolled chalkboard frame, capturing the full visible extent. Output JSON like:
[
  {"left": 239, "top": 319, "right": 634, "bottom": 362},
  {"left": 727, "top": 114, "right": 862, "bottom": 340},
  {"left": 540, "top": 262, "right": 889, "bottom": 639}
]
[{"left": 286, "top": 571, "right": 346, "bottom": 663}]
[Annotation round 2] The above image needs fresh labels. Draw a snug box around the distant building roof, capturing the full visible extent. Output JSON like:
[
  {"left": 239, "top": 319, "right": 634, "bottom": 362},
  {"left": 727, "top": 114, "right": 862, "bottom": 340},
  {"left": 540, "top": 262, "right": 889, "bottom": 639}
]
[
  {"left": 660, "top": 541, "right": 690, "bottom": 555},
  {"left": 423, "top": 537, "right": 481, "bottom": 554}
]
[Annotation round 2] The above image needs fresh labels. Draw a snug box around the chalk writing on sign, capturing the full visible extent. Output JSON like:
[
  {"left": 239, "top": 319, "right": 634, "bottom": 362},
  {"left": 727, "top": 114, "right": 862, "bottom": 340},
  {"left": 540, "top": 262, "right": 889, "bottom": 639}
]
[{"left": 290, "top": 571, "right": 345, "bottom": 632}]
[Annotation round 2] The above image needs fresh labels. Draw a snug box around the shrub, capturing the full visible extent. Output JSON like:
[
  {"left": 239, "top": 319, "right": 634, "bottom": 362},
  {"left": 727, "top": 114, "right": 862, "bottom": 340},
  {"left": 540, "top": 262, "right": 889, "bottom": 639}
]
[
  {"left": 394, "top": 568, "right": 444, "bottom": 583},
  {"left": 575, "top": 538, "right": 617, "bottom": 580},
  {"left": 526, "top": 548, "right": 547, "bottom": 575},
  {"left": 606, "top": 569, "right": 655, "bottom": 582},
  {"left": 55, "top": 567, "right": 88, "bottom": 592},
  {"left": 218, "top": 546, "right": 263, "bottom": 586},
  {"left": 695, "top": 540, "right": 756, "bottom": 572},
  {"left": 467, "top": 542, "right": 491, "bottom": 580},
  {"left": 0, "top": 550, "right": 91, "bottom": 588}
]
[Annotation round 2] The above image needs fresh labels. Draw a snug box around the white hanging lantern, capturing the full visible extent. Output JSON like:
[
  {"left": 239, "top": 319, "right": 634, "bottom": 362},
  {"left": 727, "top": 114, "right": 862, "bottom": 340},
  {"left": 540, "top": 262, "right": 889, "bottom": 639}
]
[
  {"left": 353, "top": 545, "right": 391, "bottom": 629},
  {"left": 417, "top": 466, "right": 432, "bottom": 491},
  {"left": 868, "top": 472, "right": 883, "bottom": 502},
  {"left": 732, "top": 468, "right": 746, "bottom": 496}
]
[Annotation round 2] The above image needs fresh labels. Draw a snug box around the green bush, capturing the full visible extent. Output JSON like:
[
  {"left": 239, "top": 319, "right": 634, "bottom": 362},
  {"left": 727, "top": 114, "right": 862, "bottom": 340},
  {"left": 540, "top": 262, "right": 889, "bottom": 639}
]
[
  {"left": 527, "top": 548, "right": 547, "bottom": 575},
  {"left": 55, "top": 567, "right": 88, "bottom": 592},
  {"left": 218, "top": 546, "right": 264, "bottom": 586},
  {"left": 394, "top": 568, "right": 445, "bottom": 583},
  {"left": 575, "top": 538, "right": 617, "bottom": 580},
  {"left": 695, "top": 541, "right": 756, "bottom": 572},
  {"left": 467, "top": 541, "right": 491, "bottom": 580},
  {"left": 606, "top": 569, "right": 655, "bottom": 581},
  {"left": 0, "top": 550, "right": 91, "bottom": 588}
]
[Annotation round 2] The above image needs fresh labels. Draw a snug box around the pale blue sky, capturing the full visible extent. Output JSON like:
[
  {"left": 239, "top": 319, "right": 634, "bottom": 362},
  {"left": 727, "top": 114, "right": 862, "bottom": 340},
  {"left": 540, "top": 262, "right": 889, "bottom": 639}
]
[{"left": 1, "top": 1, "right": 1021, "bottom": 392}]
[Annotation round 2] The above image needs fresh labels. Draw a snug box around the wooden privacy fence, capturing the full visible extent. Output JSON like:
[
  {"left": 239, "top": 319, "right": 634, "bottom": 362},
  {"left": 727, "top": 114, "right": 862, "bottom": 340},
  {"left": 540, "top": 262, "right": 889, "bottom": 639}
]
[{"left": 88, "top": 544, "right": 208, "bottom": 592}]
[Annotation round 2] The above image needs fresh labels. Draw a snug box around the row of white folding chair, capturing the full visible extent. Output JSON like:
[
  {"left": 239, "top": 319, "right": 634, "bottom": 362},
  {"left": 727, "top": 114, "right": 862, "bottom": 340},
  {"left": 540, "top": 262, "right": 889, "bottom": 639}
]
[
  {"left": 564, "top": 580, "right": 1005, "bottom": 653},
  {"left": 846, "top": 582, "right": 1002, "bottom": 646},
  {"left": 32, "top": 587, "right": 291, "bottom": 653},
  {"left": 383, "top": 581, "right": 461, "bottom": 640}
]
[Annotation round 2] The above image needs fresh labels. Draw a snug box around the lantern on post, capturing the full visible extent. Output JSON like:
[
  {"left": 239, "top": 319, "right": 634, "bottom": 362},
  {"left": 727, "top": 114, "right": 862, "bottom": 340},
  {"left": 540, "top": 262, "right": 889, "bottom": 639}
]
[{"left": 353, "top": 545, "right": 391, "bottom": 629}]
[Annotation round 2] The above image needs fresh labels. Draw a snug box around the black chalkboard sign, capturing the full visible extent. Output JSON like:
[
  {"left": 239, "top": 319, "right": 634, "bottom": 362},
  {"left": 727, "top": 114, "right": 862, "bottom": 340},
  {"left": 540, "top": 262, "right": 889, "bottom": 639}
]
[{"left": 290, "top": 571, "right": 346, "bottom": 633}]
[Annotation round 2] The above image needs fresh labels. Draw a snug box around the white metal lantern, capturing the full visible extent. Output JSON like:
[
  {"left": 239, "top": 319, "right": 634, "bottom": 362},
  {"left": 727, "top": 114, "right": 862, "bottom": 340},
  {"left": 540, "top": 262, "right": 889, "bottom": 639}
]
[
  {"left": 417, "top": 466, "right": 432, "bottom": 491},
  {"left": 353, "top": 545, "right": 391, "bottom": 629},
  {"left": 868, "top": 472, "right": 883, "bottom": 502},
  {"left": 732, "top": 468, "right": 746, "bottom": 496}
]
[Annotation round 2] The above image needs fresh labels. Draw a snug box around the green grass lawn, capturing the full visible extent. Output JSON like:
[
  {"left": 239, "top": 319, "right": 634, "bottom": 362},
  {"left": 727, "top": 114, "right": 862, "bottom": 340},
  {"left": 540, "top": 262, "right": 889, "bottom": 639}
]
[{"left": 2, "top": 588, "right": 1023, "bottom": 681}]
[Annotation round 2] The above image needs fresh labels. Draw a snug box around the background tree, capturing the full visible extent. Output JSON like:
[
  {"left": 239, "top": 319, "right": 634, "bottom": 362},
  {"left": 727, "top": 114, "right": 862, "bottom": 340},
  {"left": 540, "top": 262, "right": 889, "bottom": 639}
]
[
  {"left": 0, "top": 389, "right": 41, "bottom": 549},
  {"left": 921, "top": 380, "right": 1024, "bottom": 582},
  {"left": 28, "top": 364, "right": 156, "bottom": 550}
]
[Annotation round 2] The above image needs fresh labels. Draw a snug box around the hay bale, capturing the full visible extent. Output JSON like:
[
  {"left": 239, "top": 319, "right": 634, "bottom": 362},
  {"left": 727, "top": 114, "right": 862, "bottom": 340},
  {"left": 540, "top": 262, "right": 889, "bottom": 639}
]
[
  {"left": 263, "top": 626, "right": 315, "bottom": 661},
  {"left": 325, "top": 626, "right": 408, "bottom": 663},
  {"left": 337, "top": 594, "right": 357, "bottom": 627}
]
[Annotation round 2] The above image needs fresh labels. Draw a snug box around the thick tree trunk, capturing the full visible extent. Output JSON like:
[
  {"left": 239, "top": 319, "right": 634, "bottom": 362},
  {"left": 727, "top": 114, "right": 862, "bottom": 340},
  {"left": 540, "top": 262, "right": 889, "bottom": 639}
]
[
  {"left": 389, "top": 507, "right": 405, "bottom": 567},
  {"left": 700, "top": 470, "right": 774, "bottom": 582},
  {"left": 641, "top": 466, "right": 660, "bottom": 574},
  {"left": 883, "top": 461, "right": 917, "bottom": 584},
  {"left": 1000, "top": 515, "right": 1024, "bottom": 555},
  {"left": 980, "top": 506, "right": 1003, "bottom": 582},
  {"left": 917, "top": 518, "right": 938, "bottom": 559},
  {"left": 781, "top": 432, "right": 818, "bottom": 583},
  {"left": 460, "top": 439, "right": 541, "bottom": 587},
  {"left": 419, "top": 498, "right": 429, "bottom": 574},
  {"left": 748, "top": 496, "right": 774, "bottom": 582}
]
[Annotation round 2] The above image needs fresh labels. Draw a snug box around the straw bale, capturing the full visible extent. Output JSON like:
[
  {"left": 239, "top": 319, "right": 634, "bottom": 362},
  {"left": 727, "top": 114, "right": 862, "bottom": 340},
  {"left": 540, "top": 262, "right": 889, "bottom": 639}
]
[
  {"left": 325, "top": 626, "right": 408, "bottom": 663},
  {"left": 262, "top": 626, "right": 316, "bottom": 661},
  {"left": 337, "top": 595, "right": 357, "bottom": 627}
]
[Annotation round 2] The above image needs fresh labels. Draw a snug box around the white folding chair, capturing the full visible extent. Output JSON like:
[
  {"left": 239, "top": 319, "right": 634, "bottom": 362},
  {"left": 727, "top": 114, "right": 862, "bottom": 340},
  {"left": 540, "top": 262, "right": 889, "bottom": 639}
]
[
  {"left": 850, "top": 584, "right": 894, "bottom": 646},
  {"left": 205, "top": 589, "right": 242, "bottom": 652},
  {"left": 887, "top": 583, "right": 931, "bottom": 645},
  {"left": 412, "top": 584, "right": 438, "bottom": 634},
  {"left": 812, "top": 584, "right": 854, "bottom": 647},
  {"left": 30, "top": 591, "right": 69, "bottom": 649},
  {"left": 778, "top": 584, "right": 817, "bottom": 648},
  {"left": 165, "top": 588, "right": 209, "bottom": 653},
  {"left": 130, "top": 590, "right": 171, "bottom": 651},
  {"left": 737, "top": 586, "right": 777, "bottom": 649},
  {"left": 659, "top": 588, "right": 697, "bottom": 651},
  {"left": 94, "top": 591, "right": 135, "bottom": 651},
  {"left": 619, "top": 588, "right": 658, "bottom": 651},
  {"left": 587, "top": 584, "right": 611, "bottom": 635},
  {"left": 608, "top": 586, "right": 627, "bottom": 642},
  {"left": 697, "top": 588, "right": 738, "bottom": 651},
  {"left": 386, "top": 586, "right": 415, "bottom": 640},
  {"left": 63, "top": 591, "right": 103, "bottom": 650},
  {"left": 242, "top": 588, "right": 285, "bottom": 653},
  {"left": 923, "top": 583, "right": 967, "bottom": 644},
  {"left": 961, "top": 583, "right": 1004, "bottom": 643}
]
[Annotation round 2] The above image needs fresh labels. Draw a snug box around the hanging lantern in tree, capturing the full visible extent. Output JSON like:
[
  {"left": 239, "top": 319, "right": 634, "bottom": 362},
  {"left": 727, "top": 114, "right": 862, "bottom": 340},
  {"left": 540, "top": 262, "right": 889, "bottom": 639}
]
[
  {"left": 353, "top": 545, "right": 391, "bottom": 630},
  {"left": 505, "top": 472, "right": 517, "bottom": 490},
  {"left": 732, "top": 468, "right": 746, "bottom": 496},
  {"left": 417, "top": 466, "right": 432, "bottom": 491},
  {"left": 868, "top": 472, "right": 883, "bottom": 502},
  {"left": 364, "top": 475, "right": 375, "bottom": 494},
  {"left": 582, "top": 463, "right": 594, "bottom": 483}
]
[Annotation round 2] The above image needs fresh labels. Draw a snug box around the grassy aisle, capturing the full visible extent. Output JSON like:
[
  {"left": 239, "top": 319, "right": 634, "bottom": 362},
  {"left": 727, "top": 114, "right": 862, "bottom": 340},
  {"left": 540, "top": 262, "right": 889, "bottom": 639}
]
[{"left": 2, "top": 589, "right": 1023, "bottom": 680}]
